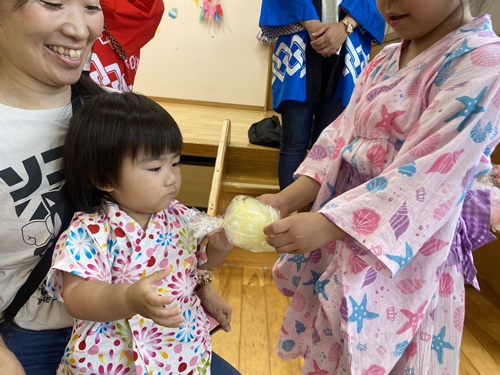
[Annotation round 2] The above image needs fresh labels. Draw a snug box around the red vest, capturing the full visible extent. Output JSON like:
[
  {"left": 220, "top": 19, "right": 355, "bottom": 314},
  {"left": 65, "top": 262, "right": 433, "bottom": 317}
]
[{"left": 89, "top": 0, "right": 164, "bottom": 91}]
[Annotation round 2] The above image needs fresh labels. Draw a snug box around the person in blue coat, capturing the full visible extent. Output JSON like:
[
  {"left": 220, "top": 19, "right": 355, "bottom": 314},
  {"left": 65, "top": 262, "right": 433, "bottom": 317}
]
[{"left": 259, "top": 0, "right": 385, "bottom": 190}]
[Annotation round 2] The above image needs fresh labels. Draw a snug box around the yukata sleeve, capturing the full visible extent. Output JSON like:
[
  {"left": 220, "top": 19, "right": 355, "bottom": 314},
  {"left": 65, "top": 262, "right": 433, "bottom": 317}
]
[
  {"left": 259, "top": 0, "right": 319, "bottom": 39},
  {"left": 294, "top": 50, "right": 389, "bottom": 183},
  {"left": 100, "top": 0, "right": 165, "bottom": 57},
  {"left": 178, "top": 203, "right": 210, "bottom": 267},
  {"left": 319, "top": 47, "right": 500, "bottom": 278},
  {"left": 46, "top": 217, "right": 113, "bottom": 302}
]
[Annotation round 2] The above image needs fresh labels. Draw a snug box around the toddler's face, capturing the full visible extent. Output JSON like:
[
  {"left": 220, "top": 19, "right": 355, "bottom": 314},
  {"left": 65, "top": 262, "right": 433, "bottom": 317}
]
[{"left": 105, "top": 151, "right": 182, "bottom": 224}]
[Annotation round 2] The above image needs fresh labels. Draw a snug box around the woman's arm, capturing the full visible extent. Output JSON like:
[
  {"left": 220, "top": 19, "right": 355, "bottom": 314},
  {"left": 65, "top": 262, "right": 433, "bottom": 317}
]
[{"left": 0, "top": 337, "right": 25, "bottom": 375}]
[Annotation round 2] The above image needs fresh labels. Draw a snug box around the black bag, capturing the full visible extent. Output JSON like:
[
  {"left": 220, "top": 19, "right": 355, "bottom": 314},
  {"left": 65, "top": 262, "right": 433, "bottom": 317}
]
[{"left": 248, "top": 115, "right": 282, "bottom": 148}]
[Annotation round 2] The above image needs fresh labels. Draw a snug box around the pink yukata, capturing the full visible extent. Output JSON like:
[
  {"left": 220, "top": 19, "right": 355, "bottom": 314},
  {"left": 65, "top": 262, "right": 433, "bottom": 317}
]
[
  {"left": 47, "top": 199, "right": 212, "bottom": 375},
  {"left": 273, "top": 15, "right": 500, "bottom": 375}
]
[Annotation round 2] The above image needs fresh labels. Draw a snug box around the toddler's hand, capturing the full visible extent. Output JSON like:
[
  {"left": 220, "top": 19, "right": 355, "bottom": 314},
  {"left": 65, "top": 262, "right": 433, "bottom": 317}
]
[
  {"left": 206, "top": 229, "right": 233, "bottom": 253},
  {"left": 125, "top": 268, "right": 184, "bottom": 328},
  {"left": 197, "top": 283, "right": 232, "bottom": 332}
]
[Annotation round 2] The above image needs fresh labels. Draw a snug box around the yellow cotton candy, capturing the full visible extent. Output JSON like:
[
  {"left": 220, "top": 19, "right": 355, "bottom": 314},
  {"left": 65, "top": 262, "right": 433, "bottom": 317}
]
[{"left": 223, "top": 195, "right": 280, "bottom": 252}]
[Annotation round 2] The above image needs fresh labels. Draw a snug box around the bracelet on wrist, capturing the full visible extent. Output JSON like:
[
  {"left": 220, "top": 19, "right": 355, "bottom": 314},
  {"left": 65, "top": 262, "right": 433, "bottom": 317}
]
[{"left": 195, "top": 271, "right": 212, "bottom": 291}]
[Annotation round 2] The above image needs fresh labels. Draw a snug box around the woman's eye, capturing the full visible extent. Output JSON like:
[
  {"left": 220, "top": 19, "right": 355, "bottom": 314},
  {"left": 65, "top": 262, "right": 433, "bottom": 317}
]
[
  {"left": 172, "top": 162, "right": 181, "bottom": 167},
  {"left": 41, "top": 1, "right": 62, "bottom": 9},
  {"left": 86, "top": 5, "right": 102, "bottom": 11},
  {"left": 149, "top": 167, "right": 161, "bottom": 172}
]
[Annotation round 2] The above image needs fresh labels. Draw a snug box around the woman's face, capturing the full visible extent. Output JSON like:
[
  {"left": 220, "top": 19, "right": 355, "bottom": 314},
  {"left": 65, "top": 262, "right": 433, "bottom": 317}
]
[{"left": 0, "top": 0, "right": 103, "bottom": 87}]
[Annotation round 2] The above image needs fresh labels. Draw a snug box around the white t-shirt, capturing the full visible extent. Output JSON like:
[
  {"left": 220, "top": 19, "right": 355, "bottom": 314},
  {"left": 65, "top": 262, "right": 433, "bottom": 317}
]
[{"left": 0, "top": 103, "right": 74, "bottom": 330}]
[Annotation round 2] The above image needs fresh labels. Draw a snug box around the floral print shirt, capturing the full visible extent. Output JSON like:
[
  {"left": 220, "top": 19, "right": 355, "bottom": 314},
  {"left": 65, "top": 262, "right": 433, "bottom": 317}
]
[{"left": 47, "top": 199, "right": 211, "bottom": 374}]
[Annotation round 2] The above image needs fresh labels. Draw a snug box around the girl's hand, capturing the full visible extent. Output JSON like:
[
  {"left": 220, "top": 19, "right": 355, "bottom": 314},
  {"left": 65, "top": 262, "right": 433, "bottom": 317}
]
[
  {"left": 257, "top": 193, "right": 288, "bottom": 218},
  {"left": 263, "top": 212, "right": 347, "bottom": 254},
  {"left": 125, "top": 268, "right": 184, "bottom": 328},
  {"left": 196, "top": 283, "right": 232, "bottom": 332}
]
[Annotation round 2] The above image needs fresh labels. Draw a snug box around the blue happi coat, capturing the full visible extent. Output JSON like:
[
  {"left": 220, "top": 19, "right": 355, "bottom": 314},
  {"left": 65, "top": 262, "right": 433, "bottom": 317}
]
[{"left": 259, "top": 0, "right": 385, "bottom": 109}]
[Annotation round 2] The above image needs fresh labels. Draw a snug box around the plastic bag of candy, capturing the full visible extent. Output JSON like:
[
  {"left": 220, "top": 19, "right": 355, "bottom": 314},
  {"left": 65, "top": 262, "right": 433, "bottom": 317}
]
[{"left": 187, "top": 195, "right": 280, "bottom": 252}]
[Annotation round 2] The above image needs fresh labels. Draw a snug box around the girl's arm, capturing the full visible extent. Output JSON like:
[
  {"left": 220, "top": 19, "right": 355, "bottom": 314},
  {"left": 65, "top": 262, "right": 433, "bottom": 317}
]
[
  {"left": 260, "top": 175, "right": 321, "bottom": 218},
  {"left": 257, "top": 176, "right": 347, "bottom": 254},
  {"left": 264, "top": 212, "right": 348, "bottom": 254},
  {"left": 62, "top": 268, "right": 183, "bottom": 327}
]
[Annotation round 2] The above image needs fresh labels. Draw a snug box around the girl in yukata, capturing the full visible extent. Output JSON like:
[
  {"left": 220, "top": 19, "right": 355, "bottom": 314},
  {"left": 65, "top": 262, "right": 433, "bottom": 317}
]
[
  {"left": 47, "top": 91, "right": 239, "bottom": 375},
  {"left": 259, "top": 0, "right": 500, "bottom": 373}
]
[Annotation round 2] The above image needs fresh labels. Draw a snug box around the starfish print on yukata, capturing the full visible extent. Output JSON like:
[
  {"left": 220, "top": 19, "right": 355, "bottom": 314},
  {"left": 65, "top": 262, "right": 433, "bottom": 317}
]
[
  {"left": 460, "top": 22, "right": 490, "bottom": 33},
  {"left": 443, "top": 40, "right": 474, "bottom": 61},
  {"left": 444, "top": 86, "right": 486, "bottom": 132},
  {"left": 303, "top": 270, "right": 321, "bottom": 292},
  {"left": 348, "top": 293, "right": 379, "bottom": 333},
  {"left": 287, "top": 254, "right": 309, "bottom": 271},
  {"left": 307, "top": 360, "right": 329, "bottom": 375},
  {"left": 386, "top": 242, "right": 414, "bottom": 275},
  {"left": 314, "top": 278, "right": 330, "bottom": 301},
  {"left": 431, "top": 326, "right": 454, "bottom": 364},
  {"left": 396, "top": 300, "right": 428, "bottom": 335},
  {"left": 375, "top": 104, "right": 405, "bottom": 135}
]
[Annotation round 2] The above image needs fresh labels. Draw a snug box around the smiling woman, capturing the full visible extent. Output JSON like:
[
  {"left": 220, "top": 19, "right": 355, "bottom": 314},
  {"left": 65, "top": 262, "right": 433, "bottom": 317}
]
[{"left": 0, "top": 0, "right": 104, "bottom": 373}]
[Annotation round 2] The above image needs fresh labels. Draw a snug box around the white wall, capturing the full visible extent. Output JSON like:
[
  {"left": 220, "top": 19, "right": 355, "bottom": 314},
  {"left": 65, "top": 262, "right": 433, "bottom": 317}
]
[
  {"left": 135, "top": 1, "right": 499, "bottom": 107},
  {"left": 133, "top": 0, "right": 269, "bottom": 108}
]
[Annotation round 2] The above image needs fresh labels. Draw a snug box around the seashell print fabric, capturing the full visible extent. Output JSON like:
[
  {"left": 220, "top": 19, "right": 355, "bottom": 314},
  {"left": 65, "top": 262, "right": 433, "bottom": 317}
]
[{"left": 273, "top": 15, "right": 500, "bottom": 375}]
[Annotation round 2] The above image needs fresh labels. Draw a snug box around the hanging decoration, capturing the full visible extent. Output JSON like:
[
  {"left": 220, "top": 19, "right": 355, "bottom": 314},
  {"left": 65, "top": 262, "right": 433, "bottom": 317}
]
[
  {"left": 200, "top": 0, "right": 223, "bottom": 21},
  {"left": 168, "top": 7, "right": 178, "bottom": 19}
]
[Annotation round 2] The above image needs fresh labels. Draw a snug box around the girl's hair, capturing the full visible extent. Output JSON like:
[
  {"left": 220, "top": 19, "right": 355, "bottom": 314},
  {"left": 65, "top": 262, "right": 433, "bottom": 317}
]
[
  {"left": 63, "top": 91, "right": 183, "bottom": 213},
  {"left": 463, "top": 0, "right": 490, "bottom": 16}
]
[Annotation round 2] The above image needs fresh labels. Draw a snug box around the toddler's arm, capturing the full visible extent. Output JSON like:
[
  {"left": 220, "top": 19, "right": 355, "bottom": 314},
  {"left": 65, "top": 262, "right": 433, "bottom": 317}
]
[
  {"left": 200, "top": 231, "right": 233, "bottom": 269},
  {"left": 196, "top": 282, "right": 232, "bottom": 332},
  {"left": 62, "top": 268, "right": 183, "bottom": 327}
]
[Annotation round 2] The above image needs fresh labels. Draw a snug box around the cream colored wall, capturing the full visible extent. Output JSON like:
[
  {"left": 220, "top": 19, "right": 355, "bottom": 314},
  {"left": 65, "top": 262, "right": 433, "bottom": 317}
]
[
  {"left": 133, "top": 1, "right": 269, "bottom": 108},
  {"left": 135, "top": 1, "right": 499, "bottom": 108},
  {"left": 485, "top": 0, "right": 500, "bottom": 33}
]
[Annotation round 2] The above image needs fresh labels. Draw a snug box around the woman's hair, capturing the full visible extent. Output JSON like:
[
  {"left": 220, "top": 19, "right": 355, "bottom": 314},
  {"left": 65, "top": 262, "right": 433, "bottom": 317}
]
[{"left": 63, "top": 91, "right": 183, "bottom": 213}]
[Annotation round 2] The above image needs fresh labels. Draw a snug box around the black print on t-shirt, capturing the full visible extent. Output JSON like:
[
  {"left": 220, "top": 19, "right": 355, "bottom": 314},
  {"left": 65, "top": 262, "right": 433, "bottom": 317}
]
[{"left": 0, "top": 147, "right": 67, "bottom": 257}]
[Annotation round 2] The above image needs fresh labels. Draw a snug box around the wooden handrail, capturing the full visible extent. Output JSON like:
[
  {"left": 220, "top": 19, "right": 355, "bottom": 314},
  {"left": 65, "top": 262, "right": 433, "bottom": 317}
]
[{"left": 207, "top": 118, "right": 231, "bottom": 217}]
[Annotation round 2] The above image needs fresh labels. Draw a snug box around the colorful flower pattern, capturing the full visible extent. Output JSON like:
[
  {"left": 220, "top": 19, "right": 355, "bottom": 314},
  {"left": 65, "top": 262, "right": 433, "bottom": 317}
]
[
  {"left": 47, "top": 199, "right": 211, "bottom": 374},
  {"left": 274, "top": 16, "right": 500, "bottom": 374}
]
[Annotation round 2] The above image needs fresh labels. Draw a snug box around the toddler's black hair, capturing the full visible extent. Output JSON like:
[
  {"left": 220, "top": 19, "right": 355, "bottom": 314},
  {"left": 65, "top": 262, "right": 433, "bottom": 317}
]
[{"left": 63, "top": 91, "right": 183, "bottom": 213}]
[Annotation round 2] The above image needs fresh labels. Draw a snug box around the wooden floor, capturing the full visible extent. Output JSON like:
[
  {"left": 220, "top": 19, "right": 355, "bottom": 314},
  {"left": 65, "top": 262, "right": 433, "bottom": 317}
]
[{"left": 210, "top": 263, "right": 500, "bottom": 375}]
